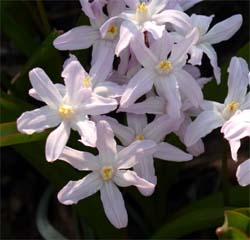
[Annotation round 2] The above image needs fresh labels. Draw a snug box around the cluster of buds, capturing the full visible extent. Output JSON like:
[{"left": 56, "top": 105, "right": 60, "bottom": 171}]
[{"left": 17, "top": 0, "right": 249, "bottom": 229}]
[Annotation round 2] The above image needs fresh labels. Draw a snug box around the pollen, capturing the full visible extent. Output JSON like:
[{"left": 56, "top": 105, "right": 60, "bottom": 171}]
[
  {"left": 136, "top": 134, "right": 145, "bottom": 141},
  {"left": 101, "top": 167, "right": 113, "bottom": 181},
  {"left": 228, "top": 101, "right": 239, "bottom": 112},
  {"left": 136, "top": 2, "right": 148, "bottom": 13},
  {"left": 136, "top": 2, "right": 150, "bottom": 23},
  {"left": 156, "top": 60, "right": 173, "bottom": 75},
  {"left": 83, "top": 75, "right": 91, "bottom": 88},
  {"left": 105, "top": 24, "right": 118, "bottom": 39},
  {"left": 58, "top": 105, "right": 74, "bottom": 118}
]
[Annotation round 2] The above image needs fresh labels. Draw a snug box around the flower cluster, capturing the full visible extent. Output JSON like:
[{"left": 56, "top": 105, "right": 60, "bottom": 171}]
[{"left": 17, "top": 0, "right": 249, "bottom": 229}]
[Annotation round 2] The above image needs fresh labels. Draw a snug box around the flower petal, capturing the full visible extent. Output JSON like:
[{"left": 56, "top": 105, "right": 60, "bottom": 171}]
[
  {"left": 114, "top": 169, "right": 155, "bottom": 196},
  {"left": 120, "top": 68, "right": 155, "bottom": 108},
  {"left": 29, "top": 83, "right": 66, "bottom": 102},
  {"left": 154, "top": 9, "right": 192, "bottom": 33},
  {"left": 59, "top": 146, "right": 100, "bottom": 171},
  {"left": 132, "top": 156, "right": 156, "bottom": 196},
  {"left": 90, "top": 40, "right": 115, "bottom": 84},
  {"left": 169, "top": 28, "right": 199, "bottom": 67},
  {"left": 115, "top": 20, "right": 138, "bottom": 56},
  {"left": 45, "top": 121, "right": 70, "bottom": 162},
  {"left": 58, "top": 172, "right": 103, "bottom": 205},
  {"left": 154, "top": 74, "right": 182, "bottom": 119},
  {"left": 228, "top": 139, "right": 241, "bottom": 161},
  {"left": 143, "top": 114, "right": 183, "bottom": 142},
  {"left": 224, "top": 57, "right": 249, "bottom": 105},
  {"left": 236, "top": 159, "right": 250, "bottom": 187},
  {"left": 74, "top": 119, "right": 97, "bottom": 147},
  {"left": 17, "top": 106, "right": 60, "bottom": 134},
  {"left": 222, "top": 110, "right": 250, "bottom": 141},
  {"left": 150, "top": 31, "right": 173, "bottom": 61},
  {"left": 100, "top": 182, "right": 128, "bottom": 229},
  {"left": 53, "top": 26, "right": 99, "bottom": 50},
  {"left": 62, "top": 60, "right": 87, "bottom": 105},
  {"left": 175, "top": 69, "right": 203, "bottom": 108},
  {"left": 200, "top": 43, "right": 221, "bottom": 84},
  {"left": 143, "top": 21, "right": 165, "bottom": 39},
  {"left": 79, "top": 94, "right": 117, "bottom": 115},
  {"left": 119, "top": 96, "right": 165, "bottom": 115},
  {"left": 203, "top": 14, "right": 242, "bottom": 44},
  {"left": 100, "top": 116, "right": 134, "bottom": 146},
  {"left": 184, "top": 110, "right": 224, "bottom": 147},
  {"left": 29, "top": 68, "right": 63, "bottom": 108},
  {"left": 127, "top": 113, "right": 147, "bottom": 135},
  {"left": 130, "top": 35, "right": 158, "bottom": 68},
  {"left": 94, "top": 81, "right": 125, "bottom": 98},
  {"left": 190, "top": 14, "right": 214, "bottom": 35},
  {"left": 96, "top": 120, "right": 117, "bottom": 165},
  {"left": 154, "top": 142, "right": 193, "bottom": 161},
  {"left": 116, "top": 140, "right": 156, "bottom": 169}
]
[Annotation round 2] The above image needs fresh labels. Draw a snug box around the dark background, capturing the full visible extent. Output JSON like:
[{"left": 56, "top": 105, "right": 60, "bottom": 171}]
[{"left": 1, "top": 1, "right": 249, "bottom": 239}]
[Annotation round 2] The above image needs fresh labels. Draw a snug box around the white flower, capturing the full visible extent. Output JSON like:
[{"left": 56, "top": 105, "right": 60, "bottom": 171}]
[
  {"left": 184, "top": 57, "right": 249, "bottom": 147},
  {"left": 57, "top": 120, "right": 156, "bottom": 228},
  {"left": 173, "top": 14, "right": 243, "bottom": 83},
  {"left": 17, "top": 61, "right": 117, "bottom": 161}
]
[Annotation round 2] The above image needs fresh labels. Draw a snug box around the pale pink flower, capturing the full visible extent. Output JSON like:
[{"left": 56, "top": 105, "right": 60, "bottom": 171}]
[
  {"left": 221, "top": 110, "right": 250, "bottom": 161},
  {"left": 172, "top": 14, "right": 242, "bottom": 83},
  {"left": 236, "top": 159, "right": 250, "bottom": 187},
  {"left": 120, "top": 29, "right": 203, "bottom": 119},
  {"left": 184, "top": 57, "right": 249, "bottom": 147},
  {"left": 57, "top": 120, "right": 156, "bottom": 228},
  {"left": 17, "top": 61, "right": 117, "bottom": 161},
  {"left": 100, "top": 113, "right": 192, "bottom": 196},
  {"left": 100, "top": 0, "right": 193, "bottom": 55}
]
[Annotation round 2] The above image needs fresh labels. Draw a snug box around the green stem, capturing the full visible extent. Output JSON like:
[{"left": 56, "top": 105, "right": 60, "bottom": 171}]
[
  {"left": 222, "top": 140, "right": 230, "bottom": 207},
  {"left": 36, "top": 0, "right": 50, "bottom": 36}
]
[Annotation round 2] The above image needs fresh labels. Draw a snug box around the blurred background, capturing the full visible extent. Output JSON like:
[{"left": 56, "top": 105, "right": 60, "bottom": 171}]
[{"left": 1, "top": 0, "right": 249, "bottom": 239}]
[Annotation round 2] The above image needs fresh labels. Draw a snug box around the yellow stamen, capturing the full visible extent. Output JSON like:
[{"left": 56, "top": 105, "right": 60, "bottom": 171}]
[
  {"left": 136, "top": 134, "right": 145, "bottom": 141},
  {"left": 228, "top": 101, "right": 239, "bottom": 112},
  {"left": 83, "top": 75, "right": 91, "bottom": 88},
  {"left": 136, "top": 2, "right": 149, "bottom": 23},
  {"left": 136, "top": 2, "right": 148, "bottom": 13},
  {"left": 105, "top": 24, "right": 118, "bottom": 39},
  {"left": 156, "top": 60, "right": 173, "bottom": 74},
  {"left": 58, "top": 105, "right": 74, "bottom": 118},
  {"left": 101, "top": 167, "right": 113, "bottom": 181}
]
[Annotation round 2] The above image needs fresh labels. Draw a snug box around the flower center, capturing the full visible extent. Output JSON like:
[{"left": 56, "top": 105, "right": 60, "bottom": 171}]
[
  {"left": 136, "top": 134, "right": 145, "bottom": 141},
  {"left": 105, "top": 24, "right": 118, "bottom": 40},
  {"left": 58, "top": 105, "right": 74, "bottom": 118},
  {"left": 155, "top": 60, "right": 173, "bottom": 75},
  {"left": 222, "top": 101, "right": 239, "bottom": 120},
  {"left": 228, "top": 101, "right": 239, "bottom": 112},
  {"left": 101, "top": 166, "right": 113, "bottom": 181},
  {"left": 82, "top": 75, "right": 91, "bottom": 88},
  {"left": 136, "top": 2, "right": 150, "bottom": 23}
]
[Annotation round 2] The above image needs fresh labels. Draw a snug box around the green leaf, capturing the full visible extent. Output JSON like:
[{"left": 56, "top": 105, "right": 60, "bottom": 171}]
[
  {"left": 217, "top": 208, "right": 250, "bottom": 239},
  {"left": 36, "top": 186, "right": 68, "bottom": 240},
  {"left": 1, "top": 1, "right": 40, "bottom": 57},
  {"left": 152, "top": 187, "right": 249, "bottom": 239},
  {"left": 0, "top": 122, "right": 48, "bottom": 147},
  {"left": 0, "top": 91, "right": 34, "bottom": 122}
]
